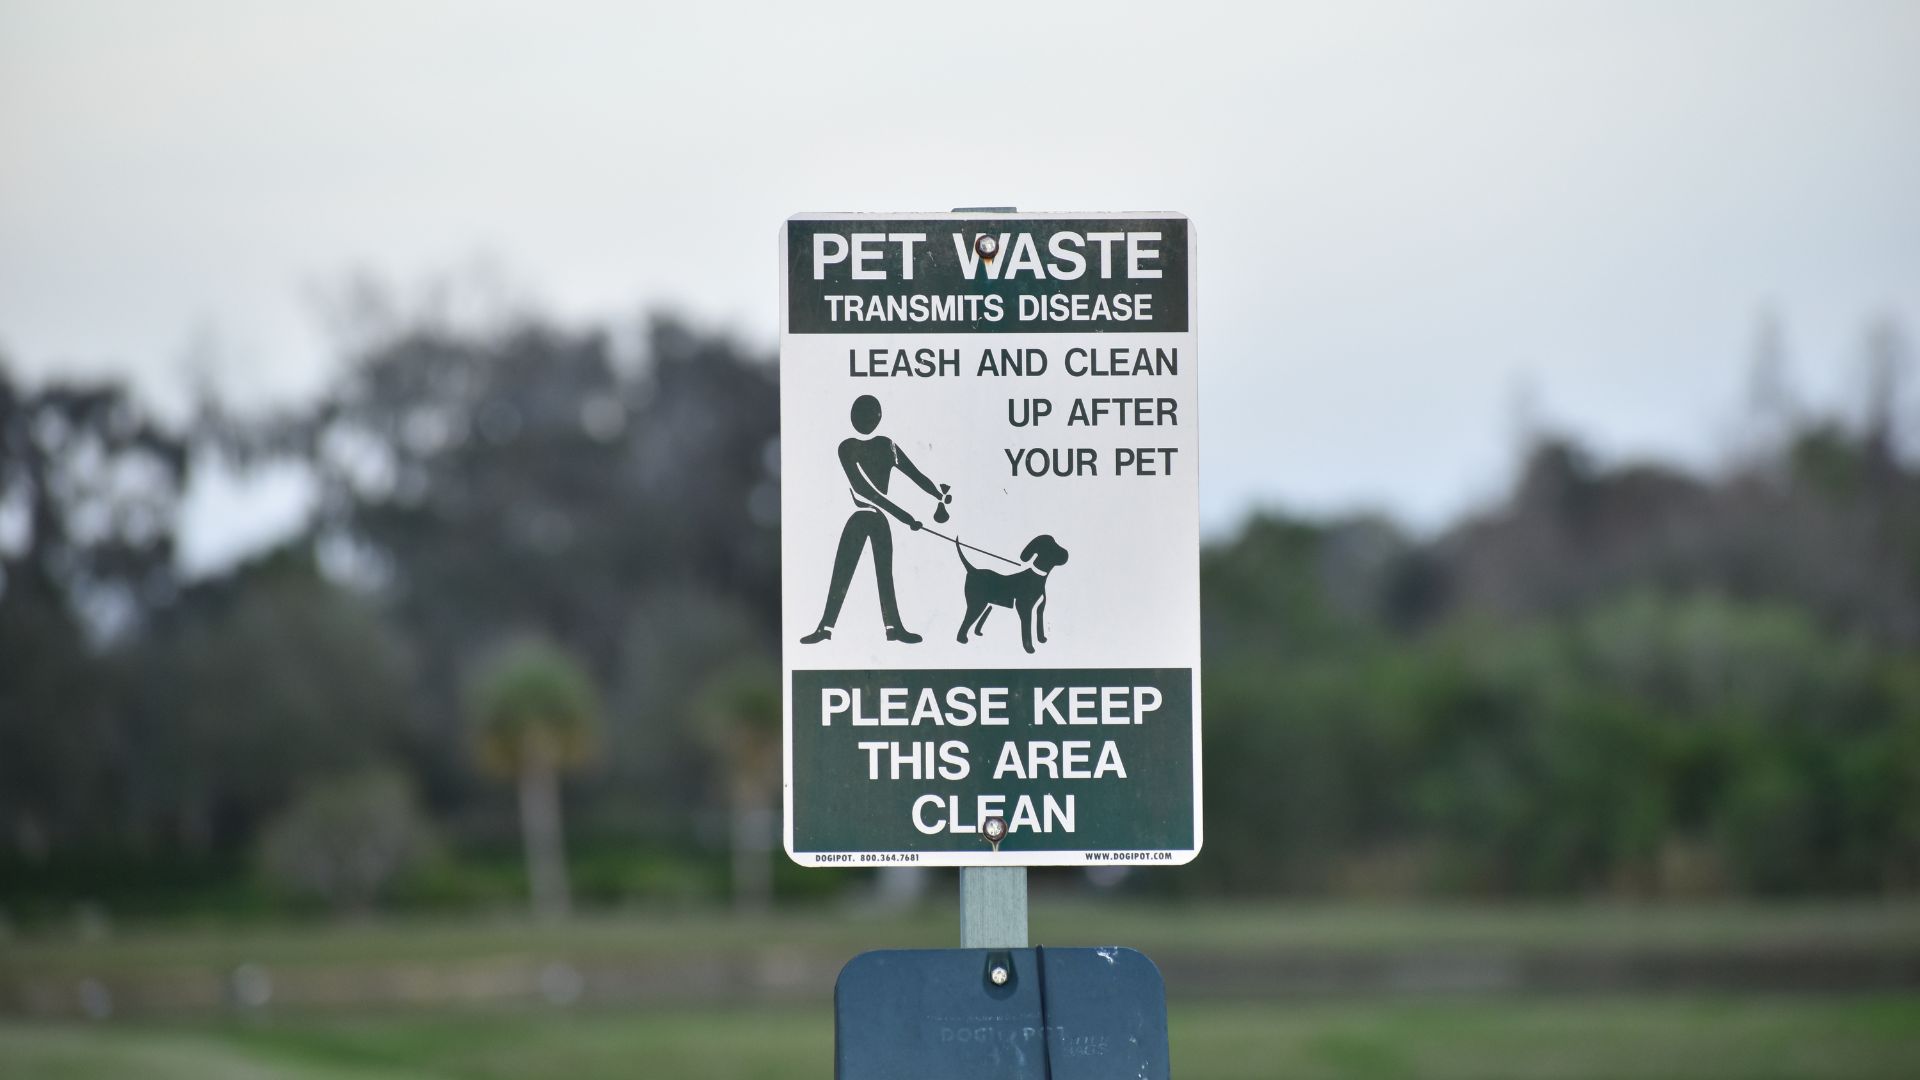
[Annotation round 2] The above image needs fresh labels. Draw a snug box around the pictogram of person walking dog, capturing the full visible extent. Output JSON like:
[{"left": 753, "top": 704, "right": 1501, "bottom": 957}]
[{"left": 798, "top": 394, "right": 1069, "bottom": 653}]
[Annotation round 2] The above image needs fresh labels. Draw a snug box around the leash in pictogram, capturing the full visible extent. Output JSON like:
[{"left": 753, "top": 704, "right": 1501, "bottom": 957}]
[{"left": 916, "top": 523, "right": 1022, "bottom": 568}]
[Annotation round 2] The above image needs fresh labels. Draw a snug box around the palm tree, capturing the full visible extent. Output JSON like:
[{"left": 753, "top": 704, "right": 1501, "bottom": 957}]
[
  {"left": 692, "top": 658, "right": 781, "bottom": 913},
  {"left": 469, "top": 638, "right": 600, "bottom": 921}
]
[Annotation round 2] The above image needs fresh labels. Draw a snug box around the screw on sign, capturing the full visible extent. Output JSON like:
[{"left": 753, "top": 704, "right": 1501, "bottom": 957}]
[{"left": 981, "top": 815, "right": 1008, "bottom": 852}]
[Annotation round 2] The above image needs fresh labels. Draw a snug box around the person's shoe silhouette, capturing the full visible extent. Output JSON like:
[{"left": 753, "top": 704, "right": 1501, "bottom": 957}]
[
  {"left": 799, "top": 626, "right": 832, "bottom": 644},
  {"left": 885, "top": 626, "right": 922, "bottom": 644}
]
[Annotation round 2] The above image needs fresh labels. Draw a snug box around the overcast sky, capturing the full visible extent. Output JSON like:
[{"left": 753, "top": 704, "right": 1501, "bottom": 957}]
[{"left": 3, "top": 1, "right": 1917, "bottom": 566}]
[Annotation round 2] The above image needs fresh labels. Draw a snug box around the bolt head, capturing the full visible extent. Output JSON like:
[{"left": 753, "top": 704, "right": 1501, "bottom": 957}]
[
  {"left": 982, "top": 816, "right": 1008, "bottom": 843},
  {"left": 975, "top": 234, "right": 999, "bottom": 258},
  {"left": 989, "top": 965, "right": 1010, "bottom": 986}
]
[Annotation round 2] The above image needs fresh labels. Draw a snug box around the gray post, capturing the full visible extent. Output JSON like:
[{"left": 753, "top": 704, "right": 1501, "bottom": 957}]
[
  {"left": 949, "top": 204, "right": 1030, "bottom": 951},
  {"left": 959, "top": 867, "right": 1029, "bottom": 948}
]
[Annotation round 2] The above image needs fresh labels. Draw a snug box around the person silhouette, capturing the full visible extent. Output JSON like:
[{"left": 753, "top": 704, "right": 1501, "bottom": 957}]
[{"left": 800, "top": 395, "right": 944, "bottom": 644}]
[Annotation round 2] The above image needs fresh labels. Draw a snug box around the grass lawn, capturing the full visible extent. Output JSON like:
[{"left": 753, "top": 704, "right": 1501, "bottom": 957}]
[
  {"left": 4, "top": 996, "right": 1919, "bottom": 1079},
  {"left": 9, "top": 899, "right": 1918, "bottom": 977},
  {"left": 5, "top": 903, "right": 1918, "bottom": 1076}
]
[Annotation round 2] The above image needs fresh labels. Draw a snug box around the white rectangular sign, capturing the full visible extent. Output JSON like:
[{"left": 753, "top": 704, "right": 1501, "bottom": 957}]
[{"left": 781, "top": 211, "right": 1201, "bottom": 868}]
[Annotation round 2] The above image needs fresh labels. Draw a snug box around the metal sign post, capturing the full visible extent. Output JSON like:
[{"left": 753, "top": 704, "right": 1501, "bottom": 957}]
[{"left": 960, "top": 865, "right": 1028, "bottom": 948}]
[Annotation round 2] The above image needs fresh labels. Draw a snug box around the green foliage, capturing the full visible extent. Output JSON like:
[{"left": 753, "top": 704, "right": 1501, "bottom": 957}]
[
  {"left": 284, "top": 315, "right": 779, "bottom": 810},
  {"left": 6, "top": 993, "right": 1920, "bottom": 1080},
  {"left": 257, "top": 769, "right": 439, "bottom": 912},
  {"left": 7, "top": 312, "right": 1919, "bottom": 909},
  {"left": 466, "top": 639, "right": 601, "bottom": 776},
  {"left": 1184, "top": 380, "right": 1920, "bottom": 898},
  {"left": 1196, "top": 586, "right": 1920, "bottom": 896},
  {"left": 569, "top": 847, "right": 724, "bottom": 907},
  {"left": 690, "top": 656, "right": 780, "bottom": 774},
  {"left": 133, "top": 560, "right": 416, "bottom": 847},
  {"left": 0, "top": 362, "right": 189, "bottom": 853}
]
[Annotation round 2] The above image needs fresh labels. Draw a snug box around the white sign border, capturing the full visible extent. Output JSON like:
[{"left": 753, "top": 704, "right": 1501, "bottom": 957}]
[{"left": 778, "top": 209, "right": 1203, "bottom": 869}]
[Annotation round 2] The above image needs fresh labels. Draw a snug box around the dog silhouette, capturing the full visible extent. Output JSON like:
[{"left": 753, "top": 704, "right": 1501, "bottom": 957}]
[{"left": 954, "top": 535, "right": 1069, "bottom": 653}]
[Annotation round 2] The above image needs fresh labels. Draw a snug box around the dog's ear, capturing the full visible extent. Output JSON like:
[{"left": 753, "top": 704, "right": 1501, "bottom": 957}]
[{"left": 1024, "top": 534, "right": 1068, "bottom": 570}]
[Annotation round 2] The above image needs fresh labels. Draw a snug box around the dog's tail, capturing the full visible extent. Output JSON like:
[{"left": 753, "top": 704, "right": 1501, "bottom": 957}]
[{"left": 954, "top": 536, "right": 975, "bottom": 572}]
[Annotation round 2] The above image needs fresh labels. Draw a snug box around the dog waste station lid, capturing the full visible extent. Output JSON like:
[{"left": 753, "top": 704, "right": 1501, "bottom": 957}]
[
  {"left": 834, "top": 946, "right": 1171, "bottom": 1080},
  {"left": 780, "top": 211, "right": 1202, "bottom": 867}
]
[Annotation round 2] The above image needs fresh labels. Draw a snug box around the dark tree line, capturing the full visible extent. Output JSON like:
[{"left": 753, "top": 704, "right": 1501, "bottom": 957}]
[
  {"left": 1197, "top": 332, "right": 1920, "bottom": 895},
  {"left": 2, "top": 309, "right": 1916, "bottom": 912},
  {"left": 3, "top": 312, "right": 779, "bottom": 900}
]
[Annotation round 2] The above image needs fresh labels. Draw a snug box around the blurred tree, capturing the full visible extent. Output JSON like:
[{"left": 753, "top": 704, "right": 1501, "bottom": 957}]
[
  {"left": 0, "top": 362, "right": 186, "bottom": 630},
  {"left": 251, "top": 310, "right": 777, "bottom": 823},
  {"left": 1438, "top": 321, "right": 1919, "bottom": 644},
  {"left": 123, "top": 550, "right": 413, "bottom": 852},
  {"left": 0, "top": 583, "right": 106, "bottom": 858},
  {"left": 692, "top": 657, "right": 780, "bottom": 912},
  {"left": 0, "top": 361, "right": 187, "bottom": 855},
  {"left": 600, "top": 589, "right": 768, "bottom": 841},
  {"left": 11, "top": 301, "right": 1917, "bottom": 909},
  {"left": 468, "top": 638, "right": 601, "bottom": 920},
  {"left": 257, "top": 768, "right": 437, "bottom": 913}
]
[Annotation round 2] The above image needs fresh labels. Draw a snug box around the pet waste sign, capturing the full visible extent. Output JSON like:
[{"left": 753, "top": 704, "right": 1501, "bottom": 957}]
[{"left": 780, "top": 211, "right": 1200, "bottom": 867}]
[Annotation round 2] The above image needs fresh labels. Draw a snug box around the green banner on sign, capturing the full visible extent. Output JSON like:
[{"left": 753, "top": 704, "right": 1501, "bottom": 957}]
[{"left": 790, "top": 667, "right": 1194, "bottom": 859}]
